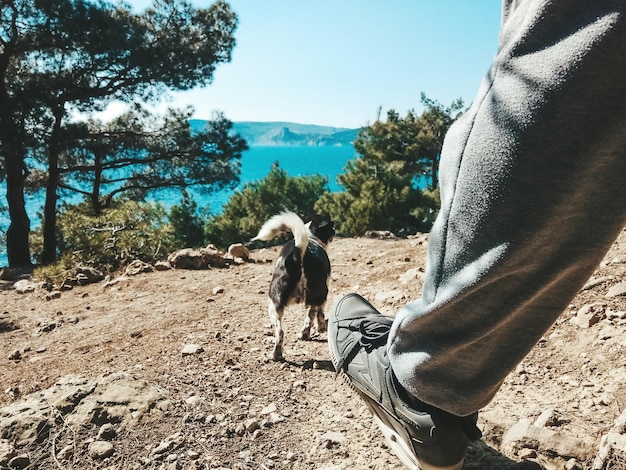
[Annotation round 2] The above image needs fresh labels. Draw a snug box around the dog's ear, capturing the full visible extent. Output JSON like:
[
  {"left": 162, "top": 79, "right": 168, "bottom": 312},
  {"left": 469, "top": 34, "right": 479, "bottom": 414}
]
[{"left": 312, "top": 213, "right": 332, "bottom": 229}]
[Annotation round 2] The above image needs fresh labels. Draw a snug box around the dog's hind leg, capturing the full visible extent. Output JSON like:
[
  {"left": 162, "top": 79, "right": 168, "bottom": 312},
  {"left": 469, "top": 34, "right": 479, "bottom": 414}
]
[
  {"left": 316, "top": 305, "right": 327, "bottom": 334},
  {"left": 268, "top": 300, "right": 285, "bottom": 361},
  {"left": 300, "top": 305, "right": 316, "bottom": 340}
]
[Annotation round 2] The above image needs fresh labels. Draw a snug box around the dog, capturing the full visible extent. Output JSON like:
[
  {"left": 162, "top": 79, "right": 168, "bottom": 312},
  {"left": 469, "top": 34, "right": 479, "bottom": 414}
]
[{"left": 252, "top": 212, "right": 335, "bottom": 361}]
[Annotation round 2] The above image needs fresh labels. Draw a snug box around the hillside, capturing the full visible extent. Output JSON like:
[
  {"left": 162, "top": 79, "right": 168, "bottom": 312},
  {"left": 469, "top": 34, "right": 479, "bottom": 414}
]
[
  {"left": 190, "top": 119, "right": 359, "bottom": 147},
  {"left": 1, "top": 231, "right": 625, "bottom": 469}
]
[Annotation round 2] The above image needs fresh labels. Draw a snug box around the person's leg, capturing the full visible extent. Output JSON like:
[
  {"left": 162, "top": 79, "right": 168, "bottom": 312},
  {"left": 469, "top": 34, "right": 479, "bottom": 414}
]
[
  {"left": 389, "top": 0, "right": 626, "bottom": 418},
  {"left": 329, "top": 0, "right": 626, "bottom": 468}
]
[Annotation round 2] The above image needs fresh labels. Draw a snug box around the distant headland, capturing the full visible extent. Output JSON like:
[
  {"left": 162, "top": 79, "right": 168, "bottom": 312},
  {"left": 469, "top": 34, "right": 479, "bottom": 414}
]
[{"left": 189, "top": 120, "right": 359, "bottom": 147}]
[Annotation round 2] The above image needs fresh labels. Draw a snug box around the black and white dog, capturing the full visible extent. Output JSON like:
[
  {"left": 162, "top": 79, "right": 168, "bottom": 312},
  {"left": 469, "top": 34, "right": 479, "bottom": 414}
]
[{"left": 253, "top": 212, "right": 335, "bottom": 361}]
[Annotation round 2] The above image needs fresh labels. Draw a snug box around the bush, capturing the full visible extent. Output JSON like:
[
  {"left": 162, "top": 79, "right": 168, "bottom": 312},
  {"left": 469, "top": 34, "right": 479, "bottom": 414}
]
[
  {"left": 169, "top": 190, "right": 206, "bottom": 248},
  {"left": 204, "top": 162, "right": 328, "bottom": 247},
  {"left": 31, "top": 199, "right": 176, "bottom": 271}
]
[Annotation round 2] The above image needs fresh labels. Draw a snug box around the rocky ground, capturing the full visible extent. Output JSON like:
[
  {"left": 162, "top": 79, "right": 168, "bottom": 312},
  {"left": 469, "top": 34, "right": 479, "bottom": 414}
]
[{"left": 1, "top": 230, "right": 626, "bottom": 470}]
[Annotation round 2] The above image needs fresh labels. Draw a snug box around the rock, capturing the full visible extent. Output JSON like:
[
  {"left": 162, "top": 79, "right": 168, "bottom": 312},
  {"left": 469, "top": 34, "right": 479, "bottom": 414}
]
[
  {"left": 103, "top": 275, "right": 130, "bottom": 288},
  {"left": 0, "top": 374, "right": 170, "bottom": 446},
  {"left": 606, "top": 281, "right": 626, "bottom": 298},
  {"left": 8, "top": 350, "right": 21, "bottom": 361},
  {"left": 45, "top": 290, "right": 62, "bottom": 300},
  {"left": 181, "top": 344, "right": 204, "bottom": 356},
  {"left": 374, "top": 289, "right": 406, "bottom": 305},
  {"left": 244, "top": 418, "right": 261, "bottom": 433},
  {"left": 212, "top": 286, "right": 225, "bottom": 295},
  {"left": 260, "top": 403, "right": 277, "bottom": 415},
  {"left": 124, "top": 260, "right": 153, "bottom": 276},
  {"left": 228, "top": 243, "right": 249, "bottom": 260},
  {"left": 97, "top": 423, "right": 116, "bottom": 440},
  {"left": 167, "top": 248, "right": 224, "bottom": 269},
  {"left": 0, "top": 267, "right": 31, "bottom": 282},
  {"left": 166, "top": 247, "right": 194, "bottom": 268},
  {"left": 570, "top": 303, "right": 605, "bottom": 328},
  {"left": 60, "top": 278, "right": 78, "bottom": 290},
  {"left": 14, "top": 280, "right": 36, "bottom": 294},
  {"left": 364, "top": 230, "right": 397, "bottom": 239},
  {"left": 185, "top": 395, "right": 204, "bottom": 407},
  {"left": 75, "top": 266, "right": 104, "bottom": 285},
  {"left": 534, "top": 408, "right": 568, "bottom": 427},
  {"left": 318, "top": 431, "right": 345, "bottom": 448},
  {"left": 501, "top": 419, "right": 594, "bottom": 461},
  {"left": 154, "top": 261, "right": 171, "bottom": 271},
  {"left": 151, "top": 432, "right": 185, "bottom": 456},
  {"left": 399, "top": 268, "right": 423, "bottom": 284},
  {"left": 88, "top": 440, "right": 114, "bottom": 460},
  {"left": 582, "top": 276, "right": 614, "bottom": 290}
]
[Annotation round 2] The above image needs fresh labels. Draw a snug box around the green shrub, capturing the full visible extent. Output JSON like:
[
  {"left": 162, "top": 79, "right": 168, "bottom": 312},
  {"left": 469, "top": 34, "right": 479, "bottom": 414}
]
[
  {"left": 169, "top": 190, "right": 206, "bottom": 248},
  {"left": 204, "top": 162, "right": 328, "bottom": 247},
  {"left": 31, "top": 199, "right": 176, "bottom": 271}
]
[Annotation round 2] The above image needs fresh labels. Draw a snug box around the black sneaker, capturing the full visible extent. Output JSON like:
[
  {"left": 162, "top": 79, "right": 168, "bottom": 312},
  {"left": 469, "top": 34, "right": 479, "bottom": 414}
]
[{"left": 328, "top": 293, "right": 482, "bottom": 470}]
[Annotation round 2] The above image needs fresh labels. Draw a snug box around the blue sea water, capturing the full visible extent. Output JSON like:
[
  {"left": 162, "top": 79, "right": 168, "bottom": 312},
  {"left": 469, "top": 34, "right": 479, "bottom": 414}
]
[{"left": 0, "top": 145, "right": 356, "bottom": 266}]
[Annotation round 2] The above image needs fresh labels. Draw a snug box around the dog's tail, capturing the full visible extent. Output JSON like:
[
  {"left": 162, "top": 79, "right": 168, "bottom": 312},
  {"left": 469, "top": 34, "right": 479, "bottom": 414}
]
[{"left": 252, "top": 212, "right": 308, "bottom": 257}]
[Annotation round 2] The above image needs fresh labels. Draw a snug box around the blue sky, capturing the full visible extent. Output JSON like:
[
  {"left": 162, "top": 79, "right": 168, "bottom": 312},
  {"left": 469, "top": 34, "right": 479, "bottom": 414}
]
[{"left": 126, "top": 1, "right": 503, "bottom": 129}]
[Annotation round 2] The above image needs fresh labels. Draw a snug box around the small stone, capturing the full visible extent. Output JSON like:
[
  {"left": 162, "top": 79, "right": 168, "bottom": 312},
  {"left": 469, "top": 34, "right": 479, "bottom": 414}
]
[
  {"left": 570, "top": 303, "right": 605, "bottom": 328},
  {"left": 260, "top": 403, "right": 277, "bottom": 415},
  {"left": 212, "top": 286, "right": 225, "bottom": 295},
  {"left": 45, "top": 290, "right": 62, "bottom": 300},
  {"left": 185, "top": 395, "right": 204, "bottom": 407},
  {"left": 244, "top": 419, "right": 261, "bottom": 433},
  {"left": 228, "top": 243, "right": 249, "bottom": 260},
  {"left": 14, "top": 280, "right": 36, "bottom": 294},
  {"left": 97, "top": 423, "right": 116, "bottom": 440},
  {"left": 292, "top": 380, "right": 306, "bottom": 389},
  {"left": 181, "top": 344, "right": 204, "bottom": 356},
  {"left": 88, "top": 440, "right": 114, "bottom": 460},
  {"left": 8, "top": 350, "right": 21, "bottom": 361},
  {"left": 606, "top": 281, "right": 626, "bottom": 298},
  {"left": 534, "top": 408, "right": 566, "bottom": 427}
]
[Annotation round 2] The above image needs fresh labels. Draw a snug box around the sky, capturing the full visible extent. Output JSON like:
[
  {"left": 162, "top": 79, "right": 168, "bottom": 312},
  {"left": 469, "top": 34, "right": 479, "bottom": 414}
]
[{"left": 124, "top": 1, "right": 503, "bottom": 129}]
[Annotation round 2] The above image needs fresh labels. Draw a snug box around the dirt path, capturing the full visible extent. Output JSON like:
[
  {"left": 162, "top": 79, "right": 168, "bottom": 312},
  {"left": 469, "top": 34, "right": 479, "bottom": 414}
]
[{"left": 1, "top": 231, "right": 625, "bottom": 469}]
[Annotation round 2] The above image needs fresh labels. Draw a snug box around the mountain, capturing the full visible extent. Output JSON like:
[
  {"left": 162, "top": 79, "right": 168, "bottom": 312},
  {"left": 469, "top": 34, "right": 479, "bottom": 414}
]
[{"left": 189, "top": 119, "right": 359, "bottom": 147}]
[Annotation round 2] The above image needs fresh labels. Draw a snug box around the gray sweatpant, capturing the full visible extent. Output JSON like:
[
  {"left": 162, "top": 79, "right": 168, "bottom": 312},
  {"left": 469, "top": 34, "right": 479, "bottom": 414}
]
[{"left": 388, "top": 0, "right": 626, "bottom": 417}]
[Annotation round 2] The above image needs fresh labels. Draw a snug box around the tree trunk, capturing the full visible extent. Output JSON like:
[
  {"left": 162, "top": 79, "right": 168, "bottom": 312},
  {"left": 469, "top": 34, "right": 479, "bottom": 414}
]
[
  {"left": 41, "top": 106, "right": 64, "bottom": 265},
  {"left": 5, "top": 163, "right": 32, "bottom": 267},
  {"left": 0, "top": 92, "right": 32, "bottom": 267},
  {"left": 41, "top": 165, "right": 59, "bottom": 264},
  {"left": 91, "top": 149, "right": 103, "bottom": 216}
]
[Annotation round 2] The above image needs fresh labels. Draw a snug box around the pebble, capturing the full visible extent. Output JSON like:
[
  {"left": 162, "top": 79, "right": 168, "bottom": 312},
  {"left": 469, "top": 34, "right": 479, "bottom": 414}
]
[
  {"left": 88, "top": 441, "right": 114, "bottom": 460},
  {"left": 97, "top": 423, "right": 116, "bottom": 440},
  {"left": 181, "top": 344, "right": 204, "bottom": 356}
]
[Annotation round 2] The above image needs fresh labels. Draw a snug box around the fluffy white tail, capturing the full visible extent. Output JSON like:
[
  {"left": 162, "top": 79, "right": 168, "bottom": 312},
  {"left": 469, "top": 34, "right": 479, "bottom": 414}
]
[{"left": 252, "top": 212, "right": 308, "bottom": 257}]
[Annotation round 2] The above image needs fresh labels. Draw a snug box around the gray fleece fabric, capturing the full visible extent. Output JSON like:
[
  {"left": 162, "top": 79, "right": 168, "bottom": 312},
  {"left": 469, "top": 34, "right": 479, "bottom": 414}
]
[{"left": 388, "top": 0, "right": 626, "bottom": 417}]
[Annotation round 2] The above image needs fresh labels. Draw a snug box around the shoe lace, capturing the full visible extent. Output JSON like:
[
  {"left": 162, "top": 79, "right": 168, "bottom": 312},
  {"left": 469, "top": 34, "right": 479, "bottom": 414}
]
[{"left": 336, "top": 316, "right": 394, "bottom": 374}]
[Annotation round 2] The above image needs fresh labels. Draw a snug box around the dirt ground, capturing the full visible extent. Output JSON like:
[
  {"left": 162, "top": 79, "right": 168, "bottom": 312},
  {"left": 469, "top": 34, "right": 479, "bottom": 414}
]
[{"left": 1, "top": 229, "right": 626, "bottom": 469}]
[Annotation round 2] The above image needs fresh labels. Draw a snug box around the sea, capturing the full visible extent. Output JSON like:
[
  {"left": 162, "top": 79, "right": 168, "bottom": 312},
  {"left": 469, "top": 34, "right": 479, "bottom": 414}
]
[{"left": 0, "top": 145, "right": 356, "bottom": 266}]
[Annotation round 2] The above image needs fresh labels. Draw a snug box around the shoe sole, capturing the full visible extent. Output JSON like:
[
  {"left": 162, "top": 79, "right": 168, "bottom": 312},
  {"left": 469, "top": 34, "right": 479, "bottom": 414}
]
[{"left": 329, "top": 335, "right": 463, "bottom": 470}]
